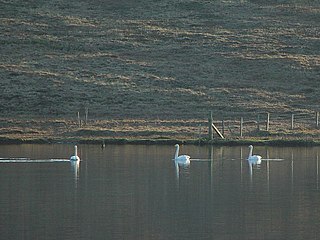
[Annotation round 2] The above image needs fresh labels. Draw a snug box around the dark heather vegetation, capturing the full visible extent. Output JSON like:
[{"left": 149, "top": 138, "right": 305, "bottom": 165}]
[{"left": 0, "top": 0, "right": 319, "bottom": 142}]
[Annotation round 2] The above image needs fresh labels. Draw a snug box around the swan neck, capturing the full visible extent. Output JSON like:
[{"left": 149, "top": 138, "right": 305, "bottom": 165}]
[
  {"left": 248, "top": 147, "right": 253, "bottom": 158},
  {"left": 74, "top": 145, "right": 78, "bottom": 157},
  {"left": 174, "top": 145, "right": 179, "bottom": 159}
]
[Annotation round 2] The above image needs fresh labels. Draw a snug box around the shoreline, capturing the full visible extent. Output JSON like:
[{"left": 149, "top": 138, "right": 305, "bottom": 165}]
[{"left": 1, "top": 136, "right": 320, "bottom": 147}]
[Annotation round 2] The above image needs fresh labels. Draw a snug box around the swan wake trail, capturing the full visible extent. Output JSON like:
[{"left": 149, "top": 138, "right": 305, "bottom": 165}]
[
  {"left": 190, "top": 158, "right": 212, "bottom": 162},
  {"left": 261, "top": 158, "right": 284, "bottom": 161},
  {"left": 0, "top": 158, "right": 70, "bottom": 163}
]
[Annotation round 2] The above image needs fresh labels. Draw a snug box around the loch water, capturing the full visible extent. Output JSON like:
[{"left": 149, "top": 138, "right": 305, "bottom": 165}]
[{"left": 0, "top": 144, "right": 320, "bottom": 240}]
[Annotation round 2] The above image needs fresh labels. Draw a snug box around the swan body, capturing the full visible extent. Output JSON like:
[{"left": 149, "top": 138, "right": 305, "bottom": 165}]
[
  {"left": 247, "top": 145, "right": 261, "bottom": 165},
  {"left": 70, "top": 145, "right": 80, "bottom": 161},
  {"left": 174, "top": 144, "right": 190, "bottom": 167}
]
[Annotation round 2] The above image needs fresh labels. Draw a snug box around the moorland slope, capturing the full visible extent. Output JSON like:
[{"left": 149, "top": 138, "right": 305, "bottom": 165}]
[{"left": 0, "top": 0, "right": 319, "bottom": 142}]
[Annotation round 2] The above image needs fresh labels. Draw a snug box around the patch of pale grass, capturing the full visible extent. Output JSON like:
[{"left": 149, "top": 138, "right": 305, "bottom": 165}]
[
  {"left": 126, "top": 19, "right": 233, "bottom": 41},
  {"left": 0, "top": 64, "right": 60, "bottom": 77},
  {"left": 136, "top": 72, "right": 175, "bottom": 82},
  {"left": 0, "top": 18, "right": 48, "bottom": 27},
  {"left": 62, "top": 52, "right": 152, "bottom": 67},
  {"left": 220, "top": 52, "right": 320, "bottom": 69},
  {"left": 35, "top": 12, "right": 97, "bottom": 27},
  {"left": 82, "top": 74, "right": 132, "bottom": 87}
]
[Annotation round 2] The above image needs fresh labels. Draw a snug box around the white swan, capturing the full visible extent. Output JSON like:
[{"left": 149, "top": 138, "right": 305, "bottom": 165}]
[
  {"left": 174, "top": 144, "right": 190, "bottom": 167},
  {"left": 70, "top": 145, "right": 80, "bottom": 161},
  {"left": 247, "top": 145, "right": 261, "bottom": 165}
]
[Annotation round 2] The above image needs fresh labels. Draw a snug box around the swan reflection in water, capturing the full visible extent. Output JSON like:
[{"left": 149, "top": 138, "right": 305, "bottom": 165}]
[
  {"left": 245, "top": 145, "right": 285, "bottom": 187},
  {"left": 173, "top": 144, "right": 191, "bottom": 184},
  {"left": 172, "top": 144, "right": 212, "bottom": 186},
  {"left": 70, "top": 160, "right": 80, "bottom": 186},
  {"left": 174, "top": 160, "right": 191, "bottom": 188},
  {"left": 246, "top": 145, "right": 261, "bottom": 183},
  {"left": 247, "top": 145, "right": 262, "bottom": 165}
]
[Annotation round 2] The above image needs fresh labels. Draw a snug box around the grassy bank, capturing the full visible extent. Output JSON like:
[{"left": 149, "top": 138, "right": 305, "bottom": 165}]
[{"left": 0, "top": 117, "right": 319, "bottom": 146}]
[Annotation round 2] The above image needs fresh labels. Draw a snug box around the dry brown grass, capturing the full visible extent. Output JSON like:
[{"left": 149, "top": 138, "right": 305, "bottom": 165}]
[
  {"left": 0, "top": 0, "right": 319, "bottom": 140},
  {"left": 0, "top": 116, "right": 319, "bottom": 142}
]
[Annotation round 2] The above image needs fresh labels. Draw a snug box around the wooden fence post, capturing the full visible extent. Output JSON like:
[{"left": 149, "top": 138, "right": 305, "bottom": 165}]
[
  {"left": 266, "top": 113, "right": 270, "bottom": 131},
  {"left": 240, "top": 117, "right": 243, "bottom": 137},
  {"left": 85, "top": 107, "right": 89, "bottom": 125},
  {"left": 316, "top": 112, "right": 319, "bottom": 129},
  {"left": 208, "top": 111, "right": 213, "bottom": 140},
  {"left": 257, "top": 114, "right": 260, "bottom": 131},
  {"left": 77, "top": 112, "right": 81, "bottom": 128},
  {"left": 291, "top": 114, "right": 295, "bottom": 130}
]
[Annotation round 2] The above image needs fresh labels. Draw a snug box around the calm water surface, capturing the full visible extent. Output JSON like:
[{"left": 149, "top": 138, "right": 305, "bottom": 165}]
[{"left": 0, "top": 144, "right": 320, "bottom": 240}]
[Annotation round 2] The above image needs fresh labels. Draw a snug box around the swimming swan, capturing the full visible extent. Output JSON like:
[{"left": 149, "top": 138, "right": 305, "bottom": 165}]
[
  {"left": 70, "top": 145, "right": 80, "bottom": 161},
  {"left": 174, "top": 144, "right": 190, "bottom": 167},
  {"left": 247, "top": 145, "right": 261, "bottom": 165}
]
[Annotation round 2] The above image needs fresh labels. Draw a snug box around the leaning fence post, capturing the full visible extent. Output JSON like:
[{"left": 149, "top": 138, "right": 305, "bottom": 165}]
[
  {"left": 208, "top": 111, "right": 213, "bottom": 140},
  {"left": 266, "top": 113, "right": 270, "bottom": 131},
  {"left": 291, "top": 114, "right": 294, "bottom": 130}
]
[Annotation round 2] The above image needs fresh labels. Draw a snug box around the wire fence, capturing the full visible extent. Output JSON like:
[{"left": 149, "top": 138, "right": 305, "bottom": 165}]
[
  {"left": 207, "top": 111, "right": 320, "bottom": 139},
  {"left": 47, "top": 110, "right": 320, "bottom": 140}
]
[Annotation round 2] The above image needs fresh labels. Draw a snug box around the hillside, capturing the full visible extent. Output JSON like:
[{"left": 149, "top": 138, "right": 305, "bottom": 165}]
[{"left": 1, "top": 0, "right": 319, "bottom": 122}]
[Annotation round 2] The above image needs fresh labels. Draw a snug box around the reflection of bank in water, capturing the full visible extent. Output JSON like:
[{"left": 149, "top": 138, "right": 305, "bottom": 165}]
[
  {"left": 290, "top": 149, "right": 320, "bottom": 192},
  {"left": 317, "top": 151, "right": 319, "bottom": 190}
]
